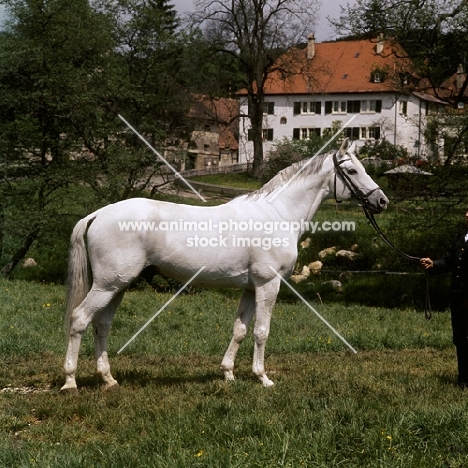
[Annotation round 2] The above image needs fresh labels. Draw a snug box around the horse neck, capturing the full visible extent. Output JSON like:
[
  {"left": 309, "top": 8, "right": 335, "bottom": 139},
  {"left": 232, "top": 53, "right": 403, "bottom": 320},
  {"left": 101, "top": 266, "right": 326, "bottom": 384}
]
[{"left": 265, "top": 164, "right": 334, "bottom": 224}]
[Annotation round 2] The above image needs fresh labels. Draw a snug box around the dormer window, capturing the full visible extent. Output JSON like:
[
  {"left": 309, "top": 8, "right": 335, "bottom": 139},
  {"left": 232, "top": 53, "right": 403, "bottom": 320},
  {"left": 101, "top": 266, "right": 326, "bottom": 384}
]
[
  {"left": 371, "top": 71, "right": 382, "bottom": 83},
  {"left": 370, "top": 66, "right": 388, "bottom": 83}
]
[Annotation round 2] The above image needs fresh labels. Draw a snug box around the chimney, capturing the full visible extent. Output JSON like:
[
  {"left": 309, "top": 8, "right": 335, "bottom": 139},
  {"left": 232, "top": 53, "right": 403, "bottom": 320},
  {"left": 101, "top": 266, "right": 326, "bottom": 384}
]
[
  {"left": 457, "top": 63, "right": 465, "bottom": 91},
  {"left": 376, "top": 34, "right": 384, "bottom": 55},
  {"left": 307, "top": 33, "right": 315, "bottom": 59}
]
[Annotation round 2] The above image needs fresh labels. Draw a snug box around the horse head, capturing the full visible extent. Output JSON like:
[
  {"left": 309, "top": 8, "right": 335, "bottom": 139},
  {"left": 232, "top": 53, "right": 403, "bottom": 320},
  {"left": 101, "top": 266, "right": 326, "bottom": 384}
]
[{"left": 333, "top": 138, "right": 388, "bottom": 214}]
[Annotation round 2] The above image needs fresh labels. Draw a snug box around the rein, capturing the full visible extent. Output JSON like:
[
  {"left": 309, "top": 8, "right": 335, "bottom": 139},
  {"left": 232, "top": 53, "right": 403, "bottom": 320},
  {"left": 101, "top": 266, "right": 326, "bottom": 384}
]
[{"left": 333, "top": 152, "right": 432, "bottom": 319}]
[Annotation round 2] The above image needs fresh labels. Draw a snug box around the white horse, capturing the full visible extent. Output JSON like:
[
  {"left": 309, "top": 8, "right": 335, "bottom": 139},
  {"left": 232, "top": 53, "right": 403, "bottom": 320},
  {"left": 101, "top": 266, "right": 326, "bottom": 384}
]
[{"left": 61, "top": 138, "right": 388, "bottom": 392}]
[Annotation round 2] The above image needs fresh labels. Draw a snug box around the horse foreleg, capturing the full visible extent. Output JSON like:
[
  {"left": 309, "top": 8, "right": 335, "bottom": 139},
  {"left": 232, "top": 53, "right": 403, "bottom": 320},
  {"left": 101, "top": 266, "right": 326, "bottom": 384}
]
[
  {"left": 61, "top": 289, "right": 119, "bottom": 393},
  {"left": 252, "top": 278, "right": 281, "bottom": 387},
  {"left": 220, "top": 289, "right": 255, "bottom": 381},
  {"left": 92, "top": 291, "right": 125, "bottom": 390}
]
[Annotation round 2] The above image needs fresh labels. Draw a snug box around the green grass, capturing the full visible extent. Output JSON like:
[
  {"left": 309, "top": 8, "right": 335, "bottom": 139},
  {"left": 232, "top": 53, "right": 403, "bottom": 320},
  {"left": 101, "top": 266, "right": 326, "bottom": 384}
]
[
  {"left": 1, "top": 278, "right": 467, "bottom": 467},
  {"left": 190, "top": 172, "right": 263, "bottom": 191}
]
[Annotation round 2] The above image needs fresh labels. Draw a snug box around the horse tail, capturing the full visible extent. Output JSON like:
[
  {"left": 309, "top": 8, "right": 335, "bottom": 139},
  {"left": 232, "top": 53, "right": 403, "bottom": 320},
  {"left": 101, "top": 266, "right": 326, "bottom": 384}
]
[{"left": 65, "top": 212, "right": 98, "bottom": 333}]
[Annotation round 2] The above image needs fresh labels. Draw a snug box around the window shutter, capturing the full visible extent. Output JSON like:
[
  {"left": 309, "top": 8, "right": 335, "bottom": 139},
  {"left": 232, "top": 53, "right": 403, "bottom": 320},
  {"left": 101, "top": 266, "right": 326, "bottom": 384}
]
[
  {"left": 347, "top": 101, "right": 361, "bottom": 113},
  {"left": 267, "top": 102, "right": 274, "bottom": 115},
  {"left": 352, "top": 127, "right": 360, "bottom": 140},
  {"left": 325, "top": 101, "right": 332, "bottom": 114},
  {"left": 376, "top": 100, "right": 382, "bottom": 113},
  {"left": 315, "top": 102, "right": 322, "bottom": 114},
  {"left": 267, "top": 129, "right": 274, "bottom": 141},
  {"left": 375, "top": 127, "right": 381, "bottom": 139},
  {"left": 293, "top": 128, "right": 300, "bottom": 139},
  {"left": 293, "top": 102, "right": 301, "bottom": 115},
  {"left": 402, "top": 101, "right": 407, "bottom": 115},
  {"left": 247, "top": 129, "right": 253, "bottom": 141}
]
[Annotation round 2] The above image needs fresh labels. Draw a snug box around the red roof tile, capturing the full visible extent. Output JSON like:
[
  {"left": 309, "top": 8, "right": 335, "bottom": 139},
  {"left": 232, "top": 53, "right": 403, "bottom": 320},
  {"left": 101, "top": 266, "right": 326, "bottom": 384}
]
[{"left": 239, "top": 38, "right": 412, "bottom": 96}]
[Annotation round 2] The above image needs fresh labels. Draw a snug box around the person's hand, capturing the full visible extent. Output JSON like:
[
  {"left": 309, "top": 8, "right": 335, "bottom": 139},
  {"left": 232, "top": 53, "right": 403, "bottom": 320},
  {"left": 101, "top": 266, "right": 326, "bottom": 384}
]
[{"left": 420, "top": 258, "right": 433, "bottom": 270}]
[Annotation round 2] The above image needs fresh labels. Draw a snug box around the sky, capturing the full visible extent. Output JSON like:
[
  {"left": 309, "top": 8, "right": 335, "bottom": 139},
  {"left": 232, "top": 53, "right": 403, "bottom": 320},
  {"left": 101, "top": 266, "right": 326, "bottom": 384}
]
[
  {"left": 0, "top": 1, "right": 352, "bottom": 41},
  {"left": 172, "top": 0, "right": 353, "bottom": 42}
]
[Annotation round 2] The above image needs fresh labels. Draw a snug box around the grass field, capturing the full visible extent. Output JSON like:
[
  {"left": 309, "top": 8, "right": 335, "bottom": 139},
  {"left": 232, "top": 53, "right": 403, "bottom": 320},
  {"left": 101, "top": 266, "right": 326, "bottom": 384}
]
[{"left": 1, "top": 278, "right": 467, "bottom": 467}]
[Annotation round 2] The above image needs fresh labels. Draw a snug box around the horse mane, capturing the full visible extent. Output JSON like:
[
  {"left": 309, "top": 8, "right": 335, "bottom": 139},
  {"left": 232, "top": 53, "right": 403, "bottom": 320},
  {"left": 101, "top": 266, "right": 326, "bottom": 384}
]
[{"left": 246, "top": 151, "right": 332, "bottom": 199}]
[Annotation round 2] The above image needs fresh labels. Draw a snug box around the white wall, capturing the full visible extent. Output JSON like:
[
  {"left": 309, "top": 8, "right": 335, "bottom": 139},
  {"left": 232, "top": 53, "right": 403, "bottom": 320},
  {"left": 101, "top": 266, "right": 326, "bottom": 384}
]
[{"left": 238, "top": 93, "right": 428, "bottom": 163}]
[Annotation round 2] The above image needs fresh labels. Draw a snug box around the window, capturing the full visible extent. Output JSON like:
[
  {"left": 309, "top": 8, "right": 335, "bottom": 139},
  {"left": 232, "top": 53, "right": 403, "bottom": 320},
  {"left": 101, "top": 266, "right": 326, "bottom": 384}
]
[
  {"left": 247, "top": 129, "right": 274, "bottom": 141},
  {"left": 262, "top": 129, "right": 274, "bottom": 141},
  {"left": 325, "top": 101, "right": 347, "bottom": 114},
  {"left": 399, "top": 101, "right": 408, "bottom": 116},
  {"left": 367, "top": 127, "right": 380, "bottom": 139},
  {"left": 250, "top": 102, "right": 275, "bottom": 115},
  {"left": 348, "top": 100, "right": 361, "bottom": 113},
  {"left": 325, "top": 99, "right": 381, "bottom": 115},
  {"left": 203, "top": 144, "right": 210, "bottom": 152},
  {"left": 333, "top": 101, "right": 347, "bottom": 113},
  {"left": 293, "top": 101, "right": 321, "bottom": 115},
  {"left": 360, "top": 100, "right": 382, "bottom": 113},
  {"left": 263, "top": 102, "right": 275, "bottom": 115},
  {"left": 293, "top": 128, "right": 321, "bottom": 140},
  {"left": 425, "top": 102, "right": 439, "bottom": 116},
  {"left": 345, "top": 127, "right": 360, "bottom": 140},
  {"left": 345, "top": 126, "right": 381, "bottom": 140}
]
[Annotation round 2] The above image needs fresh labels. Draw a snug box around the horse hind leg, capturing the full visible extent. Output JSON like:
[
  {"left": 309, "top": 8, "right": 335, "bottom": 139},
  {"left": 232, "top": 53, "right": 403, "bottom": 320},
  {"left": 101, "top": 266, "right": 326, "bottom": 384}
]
[
  {"left": 92, "top": 290, "right": 125, "bottom": 391},
  {"left": 220, "top": 289, "right": 255, "bottom": 381},
  {"left": 61, "top": 288, "right": 122, "bottom": 393}
]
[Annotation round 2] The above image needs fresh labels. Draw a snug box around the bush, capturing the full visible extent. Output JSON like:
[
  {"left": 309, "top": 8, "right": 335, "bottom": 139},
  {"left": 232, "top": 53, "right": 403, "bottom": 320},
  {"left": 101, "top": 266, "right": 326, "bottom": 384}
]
[{"left": 262, "top": 136, "right": 340, "bottom": 182}]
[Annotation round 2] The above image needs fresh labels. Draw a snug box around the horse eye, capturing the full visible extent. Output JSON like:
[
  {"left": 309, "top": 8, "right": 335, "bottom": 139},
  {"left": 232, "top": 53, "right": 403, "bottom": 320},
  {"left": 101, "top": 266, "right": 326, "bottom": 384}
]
[{"left": 347, "top": 168, "right": 358, "bottom": 175}]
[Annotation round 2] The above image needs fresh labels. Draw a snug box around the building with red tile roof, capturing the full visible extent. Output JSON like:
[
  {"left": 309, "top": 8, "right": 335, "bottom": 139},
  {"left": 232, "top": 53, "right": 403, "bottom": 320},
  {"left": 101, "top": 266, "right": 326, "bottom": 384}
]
[
  {"left": 187, "top": 95, "right": 239, "bottom": 170},
  {"left": 237, "top": 35, "right": 449, "bottom": 163}
]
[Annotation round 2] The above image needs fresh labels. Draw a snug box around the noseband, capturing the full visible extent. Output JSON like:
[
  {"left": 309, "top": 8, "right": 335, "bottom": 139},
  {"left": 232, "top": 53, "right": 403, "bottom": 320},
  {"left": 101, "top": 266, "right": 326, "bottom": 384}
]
[{"left": 333, "top": 152, "right": 380, "bottom": 208}]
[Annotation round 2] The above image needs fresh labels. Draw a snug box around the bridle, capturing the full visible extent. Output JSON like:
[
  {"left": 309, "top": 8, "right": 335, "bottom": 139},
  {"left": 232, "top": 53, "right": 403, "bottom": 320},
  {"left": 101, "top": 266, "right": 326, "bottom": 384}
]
[
  {"left": 333, "top": 152, "right": 381, "bottom": 210},
  {"left": 332, "top": 151, "right": 432, "bottom": 319}
]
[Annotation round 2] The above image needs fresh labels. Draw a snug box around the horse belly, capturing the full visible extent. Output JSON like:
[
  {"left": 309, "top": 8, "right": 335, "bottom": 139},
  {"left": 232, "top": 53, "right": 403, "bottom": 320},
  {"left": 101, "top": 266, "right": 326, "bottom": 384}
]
[{"left": 148, "top": 235, "right": 253, "bottom": 289}]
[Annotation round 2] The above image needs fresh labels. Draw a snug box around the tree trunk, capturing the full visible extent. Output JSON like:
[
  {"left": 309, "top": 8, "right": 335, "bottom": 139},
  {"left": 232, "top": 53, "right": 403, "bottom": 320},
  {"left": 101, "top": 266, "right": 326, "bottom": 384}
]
[
  {"left": 249, "top": 94, "right": 265, "bottom": 179},
  {"left": 252, "top": 134, "right": 264, "bottom": 178},
  {"left": 1, "top": 227, "right": 40, "bottom": 277}
]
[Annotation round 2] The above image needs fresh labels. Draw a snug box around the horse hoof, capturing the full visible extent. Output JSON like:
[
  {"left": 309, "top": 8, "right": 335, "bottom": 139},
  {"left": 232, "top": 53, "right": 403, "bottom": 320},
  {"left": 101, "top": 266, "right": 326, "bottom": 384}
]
[
  {"left": 261, "top": 377, "right": 275, "bottom": 387},
  {"left": 223, "top": 370, "right": 235, "bottom": 381}
]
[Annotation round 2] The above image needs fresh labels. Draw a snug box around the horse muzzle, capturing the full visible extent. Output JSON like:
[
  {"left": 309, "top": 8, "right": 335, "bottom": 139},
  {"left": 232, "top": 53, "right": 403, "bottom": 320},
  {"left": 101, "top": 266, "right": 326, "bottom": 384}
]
[{"left": 363, "top": 189, "right": 389, "bottom": 214}]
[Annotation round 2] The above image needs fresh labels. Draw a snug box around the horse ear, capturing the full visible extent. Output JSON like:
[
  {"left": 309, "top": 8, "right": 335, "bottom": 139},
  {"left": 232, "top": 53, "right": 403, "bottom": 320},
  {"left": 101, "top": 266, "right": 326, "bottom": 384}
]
[
  {"left": 348, "top": 141, "right": 356, "bottom": 154},
  {"left": 339, "top": 138, "right": 350, "bottom": 156}
]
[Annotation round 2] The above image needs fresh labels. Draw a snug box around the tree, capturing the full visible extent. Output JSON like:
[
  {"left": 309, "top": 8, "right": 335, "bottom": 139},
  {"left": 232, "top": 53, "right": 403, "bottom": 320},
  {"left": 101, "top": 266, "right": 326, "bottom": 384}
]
[
  {"left": 192, "top": 0, "right": 320, "bottom": 178},
  {"left": 261, "top": 135, "right": 340, "bottom": 182},
  {"left": 0, "top": 0, "right": 193, "bottom": 276},
  {"left": 330, "top": 0, "right": 468, "bottom": 104},
  {"left": 329, "top": 1, "right": 468, "bottom": 241},
  {"left": 0, "top": 0, "right": 115, "bottom": 276}
]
